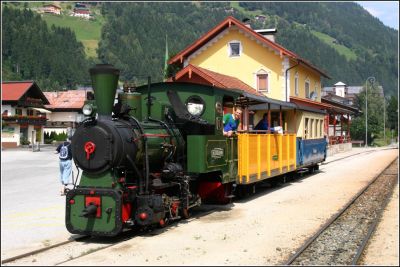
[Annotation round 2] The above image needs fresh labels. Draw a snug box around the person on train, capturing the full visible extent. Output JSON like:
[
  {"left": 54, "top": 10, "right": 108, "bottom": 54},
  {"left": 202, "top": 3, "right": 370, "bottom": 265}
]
[
  {"left": 223, "top": 107, "right": 242, "bottom": 137},
  {"left": 254, "top": 113, "right": 269, "bottom": 131}
]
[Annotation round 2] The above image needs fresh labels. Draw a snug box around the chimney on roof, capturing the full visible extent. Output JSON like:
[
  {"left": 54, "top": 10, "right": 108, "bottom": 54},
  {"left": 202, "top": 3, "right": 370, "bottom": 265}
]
[
  {"left": 255, "top": 28, "right": 277, "bottom": 42},
  {"left": 242, "top": 18, "right": 251, "bottom": 28}
]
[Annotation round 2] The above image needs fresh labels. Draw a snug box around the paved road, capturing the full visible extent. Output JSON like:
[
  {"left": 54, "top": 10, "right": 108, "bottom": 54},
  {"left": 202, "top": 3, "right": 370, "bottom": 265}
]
[
  {"left": 1, "top": 145, "right": 397, "bottom": 260},
  {"left": 1, "top": 146, "right": 79, "bottom": 258}
]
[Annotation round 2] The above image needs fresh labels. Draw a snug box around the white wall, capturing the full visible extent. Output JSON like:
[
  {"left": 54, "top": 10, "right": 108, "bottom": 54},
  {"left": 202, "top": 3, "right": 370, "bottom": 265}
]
[
  {"left": 1, "top": 124, "right": 21, "bottom": 145},
  {"left": 47, "top": 111, "right": 79, "bottom": 122}
]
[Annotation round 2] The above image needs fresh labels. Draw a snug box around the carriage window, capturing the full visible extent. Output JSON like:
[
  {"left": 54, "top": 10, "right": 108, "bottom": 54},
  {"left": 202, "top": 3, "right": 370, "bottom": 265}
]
[
  {"left": 314, "top": 119, "right": 318, "bottom": 138},
  {"left": 186, "top": 96, "right": 205, "bottom": 116},
  {"left": 320, "top": 119, "right": 323, "bottom": 138},
  {"left": 304, "top": 118, "right": 309, "bottom": 139},
  {"left": 310, "top": 119, "right": 314, "bottom": 138}
]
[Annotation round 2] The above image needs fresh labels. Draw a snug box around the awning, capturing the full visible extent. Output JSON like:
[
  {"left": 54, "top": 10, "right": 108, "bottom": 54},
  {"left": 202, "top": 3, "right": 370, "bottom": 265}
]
[
  {"left": 32, "top": 107, "right": 52, "bottom": 113},
  {"left": 244, "top": 92, "right": 297, "bottom": 110}
]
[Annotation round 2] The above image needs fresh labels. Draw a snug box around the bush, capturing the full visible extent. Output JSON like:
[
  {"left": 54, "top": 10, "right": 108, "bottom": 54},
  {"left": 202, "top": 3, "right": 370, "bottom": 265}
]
[
  {"left": 20, "top": 137, "right": 30, "bottom": 145},
  {"left": 44, "top": 139, "right": 53, "bottom": 144}
]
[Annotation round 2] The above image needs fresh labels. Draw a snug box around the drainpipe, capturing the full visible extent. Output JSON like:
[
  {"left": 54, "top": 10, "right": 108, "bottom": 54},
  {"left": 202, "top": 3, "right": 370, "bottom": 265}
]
[{"left": 285, "top": 60, "right": 300, "bottom": 102}]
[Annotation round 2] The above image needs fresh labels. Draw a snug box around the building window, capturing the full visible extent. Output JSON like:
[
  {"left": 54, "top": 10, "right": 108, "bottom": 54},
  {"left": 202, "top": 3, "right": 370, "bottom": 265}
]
[
  {"left": 27, "top": 109, "right": 34, "bottom": 116},
  {"left": 257, "top": 74, "right": 268, "bottom": 92},
  {"left": 15, "top": 108, "right": 22, "bottom": 115},
  {"left": 294, "top": 72, "right": 299, "bottom": 96},
  {"left": 305, "top": 80, "right": 310, "bottom": 98},
  {"left": 228, "top": 41, "right": 241, "bottom": 57}
]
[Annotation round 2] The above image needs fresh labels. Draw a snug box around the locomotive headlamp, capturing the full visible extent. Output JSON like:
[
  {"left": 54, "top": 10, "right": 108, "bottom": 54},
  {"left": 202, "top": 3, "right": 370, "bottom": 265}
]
[{"left": 83, "top": 104, "right": 94, "bottom": 116}]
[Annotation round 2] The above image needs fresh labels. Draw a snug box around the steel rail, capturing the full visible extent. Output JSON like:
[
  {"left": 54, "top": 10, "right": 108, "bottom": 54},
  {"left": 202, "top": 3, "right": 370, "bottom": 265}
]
[
  {"left": 351, "top": 175, "right": 398, "bottom": 265},
  {"left": 283, "top": 156, "right": 398, "bottom": 265},
  {"left": 1, "top": 235, "right": 89, "bottom": 264}
]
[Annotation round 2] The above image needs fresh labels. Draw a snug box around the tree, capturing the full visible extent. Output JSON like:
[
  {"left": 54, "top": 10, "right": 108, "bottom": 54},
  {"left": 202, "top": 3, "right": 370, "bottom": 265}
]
[
  {"left": 387, "top": 95, "right": 399, "bottom": 135},
  {"left": 350, "top": 80, "right": 385, "bottom": 145}
]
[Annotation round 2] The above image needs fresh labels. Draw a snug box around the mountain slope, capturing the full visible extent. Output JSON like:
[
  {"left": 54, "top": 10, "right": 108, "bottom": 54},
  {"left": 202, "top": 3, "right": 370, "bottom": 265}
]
[{"left": 2, "top": 2, "right": 397, "bottom": 96}]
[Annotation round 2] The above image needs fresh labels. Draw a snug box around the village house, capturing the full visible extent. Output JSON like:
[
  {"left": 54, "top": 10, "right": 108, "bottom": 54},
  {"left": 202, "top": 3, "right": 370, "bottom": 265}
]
[
  {"left": 42, "top": 3, "right": 61, "bottom": 15},
  {"left": 1, "top": 81, "right": 51, "bottom": 148},
  {"left": 322, "top": 81, "right": 384, "bottom": 107},
  {"left": 72, "top": 7, "right": 91, "bottom": 19},
  {"left": 43, "top": 89, "right": 92, "bottom": 135}
]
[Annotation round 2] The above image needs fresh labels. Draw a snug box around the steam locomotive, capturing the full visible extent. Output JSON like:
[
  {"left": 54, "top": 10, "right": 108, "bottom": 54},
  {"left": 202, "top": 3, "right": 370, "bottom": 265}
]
[{"left": 66, "top": 64, "right": 327, "bottom": 236}]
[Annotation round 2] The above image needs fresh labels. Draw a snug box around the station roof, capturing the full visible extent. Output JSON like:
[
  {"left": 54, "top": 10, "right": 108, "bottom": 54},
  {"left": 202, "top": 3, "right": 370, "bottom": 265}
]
[{"left": 168, "top": 64, "right": 263, "bottom": 96}]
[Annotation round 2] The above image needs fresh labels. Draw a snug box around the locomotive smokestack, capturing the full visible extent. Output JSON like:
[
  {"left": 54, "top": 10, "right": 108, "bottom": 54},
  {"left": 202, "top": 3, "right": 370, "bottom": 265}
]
[{"left": 89, "top": 64, "right": 120, "bottom": 119}]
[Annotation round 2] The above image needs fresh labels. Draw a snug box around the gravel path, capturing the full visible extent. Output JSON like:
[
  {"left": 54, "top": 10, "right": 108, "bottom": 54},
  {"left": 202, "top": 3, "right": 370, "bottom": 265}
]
[{"left": 290, "top": 159, "right": 398, "bottom": 265}]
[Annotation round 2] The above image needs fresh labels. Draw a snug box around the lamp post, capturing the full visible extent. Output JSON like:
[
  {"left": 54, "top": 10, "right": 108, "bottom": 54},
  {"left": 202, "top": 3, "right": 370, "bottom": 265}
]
[
  {"left": 383, "top": 96, "right": 386, "bottom": 145},
  {"left": 365, "top": 76, "right": 375, "bottom": 147}
]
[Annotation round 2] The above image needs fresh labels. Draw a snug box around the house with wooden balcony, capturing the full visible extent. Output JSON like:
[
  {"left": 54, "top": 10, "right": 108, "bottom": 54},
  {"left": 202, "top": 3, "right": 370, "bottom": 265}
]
[
  {"left": 43, "top": 3, "right": 62, "bottom": 15},
  {"left": 43, "top": 89, "right": 92, "bottom": 136},
  {"left": 1, "top": 81, "right": 51, "bottom": 148}
]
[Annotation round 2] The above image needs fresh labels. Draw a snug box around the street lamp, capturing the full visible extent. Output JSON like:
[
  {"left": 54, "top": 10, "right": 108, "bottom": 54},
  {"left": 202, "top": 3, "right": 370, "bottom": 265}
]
[{"left": 365, "top": 76, "right": 375, "bottom": 147}]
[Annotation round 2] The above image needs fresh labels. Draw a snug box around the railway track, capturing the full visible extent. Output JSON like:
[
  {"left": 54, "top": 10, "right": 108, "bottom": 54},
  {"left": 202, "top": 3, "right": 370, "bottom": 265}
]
[
  {"left": 1, "top": 205, "right": 221, "bottom": 266},
  {"left": 283, "top": 157, "right": 398, "bottom": 265},
  {"left": 2, "top": 148, "right": 397, "bottom": 265}
]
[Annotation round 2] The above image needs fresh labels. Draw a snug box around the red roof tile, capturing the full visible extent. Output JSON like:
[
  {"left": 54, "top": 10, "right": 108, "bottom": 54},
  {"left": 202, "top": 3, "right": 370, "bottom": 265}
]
[
  {"left": 290, "top": 96, "right": 332, "bottom": 109},
  {"left": 44, "top": 90, "right": 89, "bottom": 110},
  {"left": 168, "top": 16, "right": 330, "bottom": 79},
  {"left": 170, "top": 64, "right": 264, "bottom": 97},
  {"left": 2, "top": 81, "right": 34, "bottom": 101}
]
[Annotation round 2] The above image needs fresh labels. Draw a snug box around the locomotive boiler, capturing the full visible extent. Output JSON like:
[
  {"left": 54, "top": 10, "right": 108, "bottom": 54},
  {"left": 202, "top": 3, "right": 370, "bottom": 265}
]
[{"left": 67, "top": 64, "right": 201, "bottom": 236}]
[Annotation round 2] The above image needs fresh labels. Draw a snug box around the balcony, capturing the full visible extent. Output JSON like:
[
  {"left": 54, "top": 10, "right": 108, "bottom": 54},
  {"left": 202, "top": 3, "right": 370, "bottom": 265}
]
[{"left": 2, "top": 115, "right": 48, "bottom": 126}]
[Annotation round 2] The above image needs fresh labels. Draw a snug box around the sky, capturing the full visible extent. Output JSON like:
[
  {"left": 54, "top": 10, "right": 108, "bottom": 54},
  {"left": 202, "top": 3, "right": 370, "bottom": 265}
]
[{"left": 356, "top": 1, "right": 399, "bottom": 30}]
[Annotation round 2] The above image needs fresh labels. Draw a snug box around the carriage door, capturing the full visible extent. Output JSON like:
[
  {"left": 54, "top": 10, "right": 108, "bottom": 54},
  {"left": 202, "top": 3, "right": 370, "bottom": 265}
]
[{"left": 227, "top": 136, "right": 238, "bottom": 182}]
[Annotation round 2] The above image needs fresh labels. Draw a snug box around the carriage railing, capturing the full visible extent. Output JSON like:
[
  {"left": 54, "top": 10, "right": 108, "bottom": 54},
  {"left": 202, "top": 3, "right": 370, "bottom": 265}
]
[{"left": 236, "top": 133, "right": 297, "bottom": 184}]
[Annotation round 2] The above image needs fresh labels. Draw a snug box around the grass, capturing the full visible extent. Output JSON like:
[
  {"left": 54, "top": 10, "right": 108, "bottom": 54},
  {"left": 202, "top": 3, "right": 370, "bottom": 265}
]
[
  {"left": 230, "top": 2, "right": 264, "bottom": 17},
  {"left": 6, "top": 2, "right": 104, "bottom": 59},
  {"left": 311, "top": 30, "right": 357, "bottom": 61},
  {"left": 42, "top": 14, "right": 103, "bottom": 41},
  {"left": 41, "top": 13, "right": 104, "bottom": 59},
  {"left": 81, "top": 40, "right": 99, "bottom": 59}
]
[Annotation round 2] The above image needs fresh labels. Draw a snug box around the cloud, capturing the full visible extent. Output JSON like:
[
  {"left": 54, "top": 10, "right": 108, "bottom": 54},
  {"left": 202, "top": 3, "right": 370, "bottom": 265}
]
[{"left": 364, "top": 7, "right": 382, "bottom": 17}]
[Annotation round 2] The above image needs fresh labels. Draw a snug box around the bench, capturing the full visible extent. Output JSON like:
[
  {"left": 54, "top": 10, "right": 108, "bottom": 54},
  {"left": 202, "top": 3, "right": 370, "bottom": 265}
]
[{"left": 351, "top": 140, "right": 364, "bottom": 147}]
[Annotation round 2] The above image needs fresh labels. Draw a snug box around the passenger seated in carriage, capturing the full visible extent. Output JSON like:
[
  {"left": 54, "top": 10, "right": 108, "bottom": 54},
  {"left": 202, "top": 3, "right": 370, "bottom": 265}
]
[{"left": 254, "top": 113, "right": 269, "bottom": 131}]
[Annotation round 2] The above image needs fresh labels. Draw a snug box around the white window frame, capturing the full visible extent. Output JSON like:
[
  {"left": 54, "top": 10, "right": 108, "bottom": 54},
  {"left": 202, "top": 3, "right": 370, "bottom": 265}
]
[
  {"left": 228, "top": 40, "right": 242, "bottom": 57},
  {"left": 313, "top": 82, "right": 319, "bottom": 100},
  {"left": 294, "top": 72, "right": 299, "bottom": 96},
  {"left": 305, "top": 78, "right": 310, "bottom": 99},
  {"left": 255, "top": 69, "right": 270, "bottom": 93}
]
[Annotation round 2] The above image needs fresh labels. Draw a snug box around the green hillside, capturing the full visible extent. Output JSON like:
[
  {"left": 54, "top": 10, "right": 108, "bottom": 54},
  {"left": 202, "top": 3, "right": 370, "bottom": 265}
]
[
  {"left": 2, "top": 2, "right": 398, "bottom": 97},
  {"left": 42, "top": 14, "right": 103, "bottom": 58},
  {"left": 310, "top": 30, "right": 357, "bottom": 61},
  {"left": 4, "top": 2, "right": 104, "bottom": 59}
]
